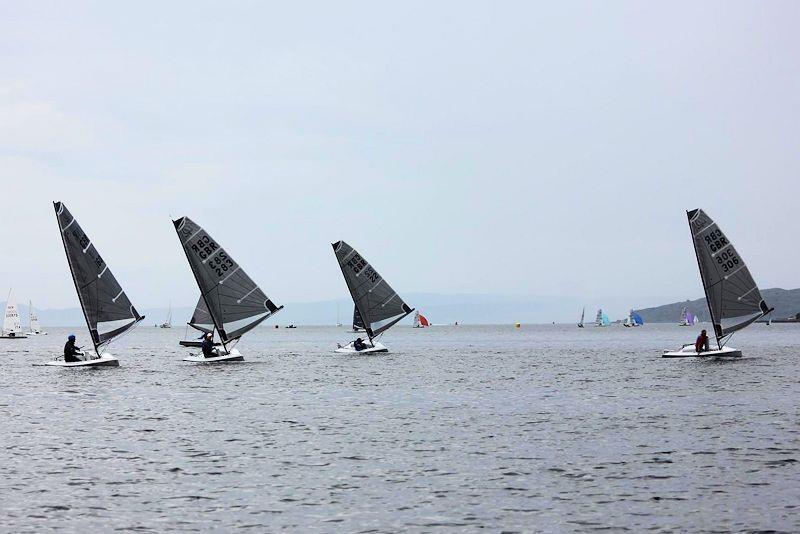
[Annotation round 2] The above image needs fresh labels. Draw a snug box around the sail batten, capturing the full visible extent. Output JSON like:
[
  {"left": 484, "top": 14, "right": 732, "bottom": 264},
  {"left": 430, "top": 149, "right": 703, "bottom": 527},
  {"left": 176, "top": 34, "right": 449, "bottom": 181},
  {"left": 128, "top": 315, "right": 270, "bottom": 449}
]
[
  {"left": 173, "top": 217, "right": 282, "bottom": 343},
  {"left": 333, "top": 241, "right": 412, "bottom": 338},
  {"left": 53, "top": 202, "right": 143, "bottom": 354},
  {"left": 687, "top": 209, "right": 772, "bottom": 344}
]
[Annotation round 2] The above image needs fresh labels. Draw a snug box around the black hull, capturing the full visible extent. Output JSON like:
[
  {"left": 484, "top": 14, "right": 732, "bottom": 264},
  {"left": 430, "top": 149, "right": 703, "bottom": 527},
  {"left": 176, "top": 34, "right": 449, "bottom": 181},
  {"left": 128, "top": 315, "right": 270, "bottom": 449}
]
[{"left": 179, "top": 340, "right": 222, "bottom": 348}]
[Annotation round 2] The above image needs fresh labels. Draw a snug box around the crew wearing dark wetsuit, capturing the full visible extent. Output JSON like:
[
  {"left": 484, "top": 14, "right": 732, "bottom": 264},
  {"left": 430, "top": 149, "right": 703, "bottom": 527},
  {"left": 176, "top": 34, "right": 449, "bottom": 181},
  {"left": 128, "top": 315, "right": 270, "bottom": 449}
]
[
  {"left": 64, "top": 336, "right": 81, "bottom": 362},
  {"left": 201, "top": 335, "right": 215, "bottom": 358},
  {"left": 353, "top": 338, "right": 366, "bottom": 351}
]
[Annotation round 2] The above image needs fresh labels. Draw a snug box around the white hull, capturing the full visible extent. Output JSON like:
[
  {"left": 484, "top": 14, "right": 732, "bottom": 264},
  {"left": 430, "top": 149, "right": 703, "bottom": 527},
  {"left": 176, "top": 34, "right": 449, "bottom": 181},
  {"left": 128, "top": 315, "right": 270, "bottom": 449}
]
[
  {"left": 39, "top": 352, "right": 119, "bottom": 367},
  {"left": 1, "top": 332, "right": 28, "bottom": 339},
  {"left": 662, "top": 345, "right": 742, "bottom": 359},
  {"left": 183, "top": 347, "right": 244, "bottom": 362},
  {"left": 26, "top": 331, "right": 47, "bottom": 335},
  {"left": 335, "top": 340, "right": 388, "bottom": 354}
]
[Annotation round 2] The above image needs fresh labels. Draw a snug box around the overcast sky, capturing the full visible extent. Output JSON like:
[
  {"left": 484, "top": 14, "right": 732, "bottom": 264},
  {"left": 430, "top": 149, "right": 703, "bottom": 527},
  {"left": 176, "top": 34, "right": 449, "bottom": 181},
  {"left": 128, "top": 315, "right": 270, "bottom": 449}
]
[{"left": 1, "top": 1, "right": 798, "bottom": 318}]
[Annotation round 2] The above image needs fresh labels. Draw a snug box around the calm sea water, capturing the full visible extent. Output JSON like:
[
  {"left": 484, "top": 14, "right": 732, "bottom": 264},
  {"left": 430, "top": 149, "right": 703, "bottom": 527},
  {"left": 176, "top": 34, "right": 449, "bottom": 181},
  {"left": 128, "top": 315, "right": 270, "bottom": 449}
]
[{"left": 1, "top": 323, "right": 798, "bottom": 532}]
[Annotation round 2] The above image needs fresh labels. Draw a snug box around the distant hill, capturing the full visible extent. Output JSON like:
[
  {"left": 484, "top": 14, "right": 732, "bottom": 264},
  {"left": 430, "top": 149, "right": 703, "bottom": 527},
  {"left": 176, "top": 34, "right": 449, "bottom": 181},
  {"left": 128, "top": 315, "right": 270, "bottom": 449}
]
[{"left": 635, "top": 288, "right": 800, "bottom": 323}]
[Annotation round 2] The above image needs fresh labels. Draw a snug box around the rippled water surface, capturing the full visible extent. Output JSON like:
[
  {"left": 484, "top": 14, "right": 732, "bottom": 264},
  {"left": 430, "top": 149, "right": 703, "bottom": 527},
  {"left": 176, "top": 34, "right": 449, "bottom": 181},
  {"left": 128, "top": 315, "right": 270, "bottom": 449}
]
[{"left": 1, "top": 324, "right": 799, "bottom": 532}]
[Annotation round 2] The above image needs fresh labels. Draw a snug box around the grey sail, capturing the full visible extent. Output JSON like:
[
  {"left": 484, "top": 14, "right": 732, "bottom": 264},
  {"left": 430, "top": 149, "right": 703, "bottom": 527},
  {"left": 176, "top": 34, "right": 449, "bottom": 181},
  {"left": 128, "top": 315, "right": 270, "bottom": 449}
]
[
  {"left": 173, "top": 216, "right": 282, "bottom": 343},
  {"left": 688, "top": 209, "right": 772, "bottom": 342},
  {"left": 54, "top": 202, "right": 144, "bottom": 353},
  {"left": 352, "top": 306, "right": 365, "bottom": 331},
  {"left": 188, "top": 296, "right": 214, "bottom": 333},
  {"left": 332, "top": 241, "right": 413, "bottom": 338}
]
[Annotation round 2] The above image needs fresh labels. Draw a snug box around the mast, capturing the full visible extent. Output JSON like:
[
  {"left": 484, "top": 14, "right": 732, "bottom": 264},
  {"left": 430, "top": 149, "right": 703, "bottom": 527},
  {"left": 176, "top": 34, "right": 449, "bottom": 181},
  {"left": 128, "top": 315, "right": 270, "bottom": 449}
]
[{"left": 54, "top": 202, "right": 100, "bottom": 356}]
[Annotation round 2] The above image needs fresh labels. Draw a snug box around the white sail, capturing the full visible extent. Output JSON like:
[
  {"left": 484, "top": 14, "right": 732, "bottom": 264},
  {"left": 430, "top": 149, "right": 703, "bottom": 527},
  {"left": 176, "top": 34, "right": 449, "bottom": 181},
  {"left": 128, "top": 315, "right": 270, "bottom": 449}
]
[
  {"left": 160, "top": 302, "right": 172, "bottom": 328},
  {"left": 28, "top": 300, "right": 43, "bottom": 334},
  {"left": 3, "top": 290, "right": 24, "bottom": 336}
]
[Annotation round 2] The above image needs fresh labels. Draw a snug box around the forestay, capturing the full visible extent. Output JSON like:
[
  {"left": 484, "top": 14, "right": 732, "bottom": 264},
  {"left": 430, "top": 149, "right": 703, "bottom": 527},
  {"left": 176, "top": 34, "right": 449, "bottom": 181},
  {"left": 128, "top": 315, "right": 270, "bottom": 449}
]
[
  {"left": 688, "top": 209, "right": 772, "bottom": 341},
  {"left": 333, "top": 241, "right": 413, "bottom": 338},
  {"left": 173, "top": 217, "right": 282, "bottom": 343},
  {"left": 188, "top": 296, "right": 214, "bottom": 333},
  {"left": 54, "top": 202, "right": 144, "bottom": 352}
]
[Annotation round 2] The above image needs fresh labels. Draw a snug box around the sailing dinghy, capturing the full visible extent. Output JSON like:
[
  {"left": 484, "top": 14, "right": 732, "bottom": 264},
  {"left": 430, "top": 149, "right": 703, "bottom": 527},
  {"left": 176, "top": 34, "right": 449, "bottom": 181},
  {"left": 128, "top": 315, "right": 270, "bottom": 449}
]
[
  {"left": 159, "top": 302, "right": 172, "bottom": 328},
  {"left": 40, "top": 202, "right": 144, "bottom": 367},
  {"left": 663, "top": 209, "right": 773, "bottom": 358},
  {"left": 413, "top": 310, "right": 430, "bottom": 328},
  {"left": 1, "top": 289, "right": 27, "bottom": 338},
  {"left": 678, "top": 306, "right": 699, "bottom": 326},
  {"left": 332, "top": 241, "right": 413, "bottom": 354},
  {"left": 577, "top": 307, "right": 585, "bottom": 328},
  {"left": 594, "top": 309, "right": 610, "bottom": 327},
  {"left": 624, "top": 310, "right": 643, "bottom": 327},
  {"left": 27, "top": 301, "right": 46, "bottom": 335},
  {"left": 173, "top": 217, "right": 283, "bottom": 362}
]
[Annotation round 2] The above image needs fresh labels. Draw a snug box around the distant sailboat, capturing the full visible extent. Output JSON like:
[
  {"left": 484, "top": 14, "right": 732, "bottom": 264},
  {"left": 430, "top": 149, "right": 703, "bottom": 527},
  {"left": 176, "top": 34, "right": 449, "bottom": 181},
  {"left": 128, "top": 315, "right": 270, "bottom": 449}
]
[
  {"left": 595, "top": 308, "right": 610, "bottom": 327},
  {"left": 332, "top": 241, "right": 413, "bottom": 353},
  {"left": 160, "top": 302, "right": 172, "bottom": 328},
  {"left": 678, "top": 307, "right": 699, "bottom": 326},
  {"left": 413, "top": 311, "right": 430, "bottom": 328},
  {"left": 336, "top": 303, "right": 342, "bottom": 327},
  {"left": 40, "top": 202, "right": 144, "bottom": 366},
  {"left": 173, "top": 216, "right": 283, "bottom": 362},
  {"left": 577, "top": 307, "right": 585, "bottom": 328},
  {"left": 1, "top": 289, "right": 27, "bottom": 339},
  {"left": 663, "top": 209, "right": 773, "bottom": 358},
  {"left": 26, "top": 300, "right": 46, "bottom": 335},
  {"left": 624, "top": 309, "right": 644, "bottom": 327}
]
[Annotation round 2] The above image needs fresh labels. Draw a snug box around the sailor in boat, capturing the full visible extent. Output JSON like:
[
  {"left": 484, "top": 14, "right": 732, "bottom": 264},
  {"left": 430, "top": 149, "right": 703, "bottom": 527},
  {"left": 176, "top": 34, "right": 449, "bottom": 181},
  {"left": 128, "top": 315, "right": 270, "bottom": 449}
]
[
  {"left": 353, "top": 337, "right": 367, "bottom": 351},
  {"left": 201, "top": 332, "right": 216, "bottom": 358},
  {"left": 63, "top": 334, "right": 84, "bottom": 362},
  {"left": 695, "top": 329, "right": 710, "bottom": 353}
]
